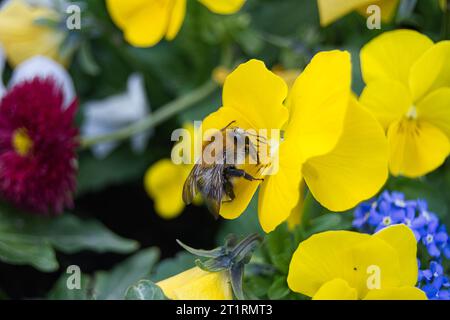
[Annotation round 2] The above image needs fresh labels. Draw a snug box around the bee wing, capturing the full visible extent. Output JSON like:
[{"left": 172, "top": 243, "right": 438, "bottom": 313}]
[
  {"left": 182, "top": 165, "right": 199, "bottom": 205},
  {"left": 202, "top": 165, "right": 225, "bottom": 218}
]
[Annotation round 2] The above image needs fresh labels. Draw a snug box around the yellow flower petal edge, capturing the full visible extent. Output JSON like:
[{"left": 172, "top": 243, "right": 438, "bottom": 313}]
[
  {"left": 317, "top": 0, "right": 374, "bottom": 26},
  {"left": 0, "top": 0, "right": 67, "bottom": 67},
  {"left": 387, "top": 119, "right": 450, "bottom": 178},
  {"left": 199, "top": 0, "right": 246, "bottom": 14},
  {"left": 157, "top": 267, "right": 233, "bottom": 300},
  {"left": 288, "top": 225, "right": 423, "bottom": 300},
  {"left": 317, "top": 0, "right": 399, "bottom": 27},
  {"left": 417, "top": 88, "right": 450, "bottom": 139},
  {"left": 106, "top": 0, "right": 187, "bottom": 47},
  {"left": 374, "top": 224, "right": 418, "bottom": 286},
  {"left": 360, "top": 29, "right": 433, "bottom": 86},
  {"left": 286, "top": 50, "right": 351, "bottom": 163},
  {"left": 356, "top": 0, "right": 400, "bottom": 22},
  {"left": 409, "top": 40, "right": 450, "bottom": 102},
  {"left": 303, "top": 98, "right": 388, "bottom": 212},
  {"left": 144, "top": 159, "right": 190, "bottom": 219},
  {"left": 312, "top": 279, "right": 358, "bottom": 300},
  {"left": 258, "top": 157, "right": 303, "bottom": 233},
  {"left": 364, "top": 287, "right": 427, "bottom": 300},
  {"left": 222, "top": 59, "right": 289, "bottom": 133},
  {"left": 166, "top": 0, "right": 187, "bottom": 40}
]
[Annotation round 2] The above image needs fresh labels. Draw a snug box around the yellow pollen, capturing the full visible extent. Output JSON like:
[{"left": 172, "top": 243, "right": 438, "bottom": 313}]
[
  {"left": 12, "top": 128, "right": 33, "bottom": 157},
  {"left": 406, "top": 105, "right": 418, "bottom": 119}
]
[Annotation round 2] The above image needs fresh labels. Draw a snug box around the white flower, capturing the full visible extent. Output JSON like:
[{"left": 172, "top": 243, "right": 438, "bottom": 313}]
[
  {"left": 0, "top": 52, "right": 74, "bottom": 106},
  {"left": 82, "top": 73, "right": 152, "bottom": 159},
  {"left": 10, "top": 55, "right": 75, "bottom": 106}
]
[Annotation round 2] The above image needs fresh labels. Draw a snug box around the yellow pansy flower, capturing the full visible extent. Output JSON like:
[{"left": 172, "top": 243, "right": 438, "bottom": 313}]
[
  {"left": 106, "top": 0, "right": 246, "bottom": 47},
  {"left": 0, "top": 0, "right": 67, "bottom": 67},
  {"left": 144, "top": 159, "right": 191, "bottom": 219},
  {"left": 317, "top": 0, "right": 399, "bottom": 27},
  {"left": 201, "top": 52, "right": 388, "bottom": 233},
  {"left": 360, "top": 30, "right": 450, "bottom": 178},
  {"left": 157, "top": 267, "right": 233, "bottom": 300},
  {"left": 144, "top": 123, "right": 200, "bottom": 219},
  {"left": 212, "top": 65, "right": 300, "bottom": 88},
  {"left": 288, "top": 224, "right": 427, "bottom": 300}
]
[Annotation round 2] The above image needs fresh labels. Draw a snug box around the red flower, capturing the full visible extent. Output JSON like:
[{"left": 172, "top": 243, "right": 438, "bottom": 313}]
[{"left": 0, "top": 77, "right": 78, "bottom": 214}]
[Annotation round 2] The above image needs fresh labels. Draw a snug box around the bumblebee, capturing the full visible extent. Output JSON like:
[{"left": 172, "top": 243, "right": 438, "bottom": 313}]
[{"left": 182, "top": 121, "right": 265, "bottom": 217}]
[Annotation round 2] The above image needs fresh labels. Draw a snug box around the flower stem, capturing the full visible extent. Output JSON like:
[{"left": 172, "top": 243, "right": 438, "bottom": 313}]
[{"left": 79, "top": 80, "right": 218, "bottom": 149}]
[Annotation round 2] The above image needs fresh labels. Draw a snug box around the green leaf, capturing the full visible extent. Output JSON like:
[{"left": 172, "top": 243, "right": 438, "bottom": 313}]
[
  {"left": 78, "top": 41, "right": 101, "bottom": 76},
  {"left": 152, "top": 251, "right": 196, "bottom": 282},
  {"left": 0, "top": 203, "right": 138, "bottom": 272},
  {"left": 243, "top": 275, "right": 273, "bottom": 299},
  {"left": 264, "top": 224, "right": 295, "bottom": 274},
  {"left": 0, "top": 233, "right": 58, "bottom": 272},
  {"left": 267, "top": 276, "right": 290, "bottom": 300},
  {"left": 125, "top": 280, "right": 167, "bottom": 300},
  {"left": 48, "top": 273, "right": 93, "bottom": 300},
  {"left": 35, "top": 214, "right": 139, "bottom": 254},
  {"left": 306, "top": 213, "right": 353, "bottom": 237},
  {"left": 92, "top": 248, "right": 160, "bottom": 300}
]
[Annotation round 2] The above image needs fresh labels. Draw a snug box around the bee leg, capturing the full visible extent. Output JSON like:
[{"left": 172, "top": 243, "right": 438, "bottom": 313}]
[
  {"left": 224, "top": 180, "right": 235, "bottom": 201},
  {"left": 221, "top": 120, "right": 237, "bottom": 131},
  {"left": 225, "top": 167, "right": 264, "bottom": 182},
  {"left": 245, "top": 138, "right": 260, "bottom": 164}
]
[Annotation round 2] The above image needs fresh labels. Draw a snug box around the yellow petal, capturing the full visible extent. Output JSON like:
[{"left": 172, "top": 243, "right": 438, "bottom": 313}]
[
  {"left": 166, "top": 0, "right": 187, "bottom": 40},
  {"left": 0, "top": 0, "right": 66, "bottom": 67},
  {"left": 317, "top": 0, "right": 374, "bottom": 26},
  {"left": 258, "top": 156, "right": 303, "bottom": 233},
  {"left": 286, "top": 50, "right": 351, "bottom": 162},
  {"left": 288, "top": 230, "right": 405, "bottom": 298},
  {"left": 409, "top": 41, "right": 450, "bottom": 102},
  {"left": 360, "top": 80, "right": 412, "bottom": 130},
  {"left": 312, "top": 279, "right": 358, "bottom": 300},
  {"left": 106, "top": 0, "right": 172, "bottom": 47},
  {"left": 286, "top": 181, "right": 306, "bottom": 230},
  {"left": 374, "top": 224, "right": 418, "bottom": 287},
  {"left": 144, "top": 159, "right": 189, "bottom": 219},
  {"left": 287, "top": 230, "right": 370, "bottom": 297},
  {"left": 157, "top": 267, "right": 233, "bottom": 300},
  {"left": 199, "top": 0, "right": 246, "bottom": 14},
  {"left": 361, "top": 30, "right": 433, "bottom": 86},
  {"left": 387, "top": 119, "right": 450, "bottom": 177},
  {"left": 417, "top": 88, "right": 450, "bottom": 139},
  {"left": 222, "top": 59, "right": 289, "bottom": 132},
  {"left": 303, "top": 98, "right": 388, "bottom": 212},
  {"left": 364, "top": 287, "right": 427, "bottom": 300}
]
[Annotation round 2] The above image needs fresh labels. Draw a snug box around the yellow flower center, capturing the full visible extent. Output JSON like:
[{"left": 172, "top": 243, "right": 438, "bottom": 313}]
[
  {"left": 12, "top": 128, "right": 33, "bottom": 157},
  {"left": 406, "top": 105, "right": 418, "bottom": 120}
]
